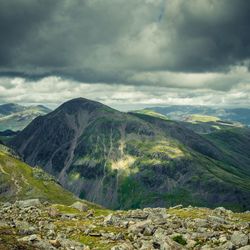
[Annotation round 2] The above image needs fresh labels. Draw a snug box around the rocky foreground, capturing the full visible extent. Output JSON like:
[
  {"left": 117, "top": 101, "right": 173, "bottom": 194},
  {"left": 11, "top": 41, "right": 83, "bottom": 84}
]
[{"left": 0, "top": 199, "right": 249, "bottom": 250}]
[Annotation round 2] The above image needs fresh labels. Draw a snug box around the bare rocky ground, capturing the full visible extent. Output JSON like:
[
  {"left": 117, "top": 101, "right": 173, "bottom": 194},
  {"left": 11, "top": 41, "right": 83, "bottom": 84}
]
[{"left": 0, "top": 199, "right": 249, "bottom": 250}]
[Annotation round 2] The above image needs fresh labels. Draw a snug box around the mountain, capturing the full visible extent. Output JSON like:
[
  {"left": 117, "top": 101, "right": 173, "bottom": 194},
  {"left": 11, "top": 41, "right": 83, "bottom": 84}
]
[
  {"left": 142, "top": 106, "right": 250, "bottom": 126},
  {"left": 10, "top": 98, "right": 250, "bottom": 211},
  {"left": 0, "top": 103, "right": 51, "bottom": 131}
]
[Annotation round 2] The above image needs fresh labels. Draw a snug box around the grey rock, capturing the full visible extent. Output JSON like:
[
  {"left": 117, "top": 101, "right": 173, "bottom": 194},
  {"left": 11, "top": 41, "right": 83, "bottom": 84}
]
[
  {"left": 231, "top": 231, "right": 248, "bottom": 247},
  {"left": 70, "top": 201, "right": 88, "bottom": 212},
  {"left": 128, "top": 220, "right": 151, "bottom": 235},
  {"left": 238, "top": 246, "right": 250, "bottom": 250},
  {"left": 104, "top": 214, "right": 121, "bottom": 226},
  {"left": 111, "top": 243, "right": 133, "bottom": 250},
  {"left": 208, "top": 215, "right": 225, "bottom": 224},
  {"left": 194, "top": 218, "right": 208, "bottom": 227},
  {"left": 15, "top": 199, "right": 41, "bottom": 208}
]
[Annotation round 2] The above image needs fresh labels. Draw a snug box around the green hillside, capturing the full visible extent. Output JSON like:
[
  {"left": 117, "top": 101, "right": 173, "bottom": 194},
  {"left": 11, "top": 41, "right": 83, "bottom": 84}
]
[{"left": 0, "top": 144, "right": 77, "bottom": 205}]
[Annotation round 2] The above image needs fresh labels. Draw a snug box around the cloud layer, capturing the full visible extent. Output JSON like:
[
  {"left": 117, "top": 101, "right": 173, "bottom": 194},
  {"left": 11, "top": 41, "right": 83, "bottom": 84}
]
[
  {"left": 1, "top": 0, "right": 250, "bottom": 107},
  {"left": 1, "top": 72, "right": 250, "bottom": 109}
]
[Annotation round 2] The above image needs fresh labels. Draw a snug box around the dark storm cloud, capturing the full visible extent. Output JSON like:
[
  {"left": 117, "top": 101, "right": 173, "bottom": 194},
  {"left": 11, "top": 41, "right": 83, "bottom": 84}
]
[
  {"left": 161, "top": 0, "right": 250, "bottom": 72},
  {"left": 0, "top": 0, "right": 60, "bottom": 66},
  {"left": 1, "top": 0, "right": 250, "bottom": 87}
]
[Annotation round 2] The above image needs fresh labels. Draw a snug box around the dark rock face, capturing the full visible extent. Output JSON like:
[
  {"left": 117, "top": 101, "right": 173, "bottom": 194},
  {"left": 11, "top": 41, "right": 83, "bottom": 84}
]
[{"left": 10, "top": 98, "right": 250, "bottom": 210}]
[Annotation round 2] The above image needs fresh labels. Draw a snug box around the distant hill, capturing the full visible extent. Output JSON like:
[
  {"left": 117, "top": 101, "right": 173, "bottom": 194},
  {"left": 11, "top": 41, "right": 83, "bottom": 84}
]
[
  {"left": 131, "top": 109, "right": 244, "bottom": 134},
  {"left": 143, "top": 106, "right": 250, "bottom": 126},
  {"left": 0, "top": 103, "right": 51, "bottom": 131},
  {"left": 10, "top": 98, "right": 250, "bottom": 211}
]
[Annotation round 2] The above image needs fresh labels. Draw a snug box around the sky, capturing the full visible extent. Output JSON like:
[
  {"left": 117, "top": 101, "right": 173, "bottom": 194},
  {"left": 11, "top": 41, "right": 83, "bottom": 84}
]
[{"left": 1, "top": 0, "right": 250, "bottom": 110}]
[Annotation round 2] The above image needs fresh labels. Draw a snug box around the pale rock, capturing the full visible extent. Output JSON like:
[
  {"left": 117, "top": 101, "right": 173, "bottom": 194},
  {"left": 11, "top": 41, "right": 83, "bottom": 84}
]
[
  {"left": 70, "top": 201, "right": 88, "bottom": 212},
  {"left": 238, "top": 246, "right": 250, "bottom": 250},
  {"left": 231, "top": 231, "right": 248, "bottom": 247},
  {"left": 15, "top": 199, "right": 41, "bottom": 208}
]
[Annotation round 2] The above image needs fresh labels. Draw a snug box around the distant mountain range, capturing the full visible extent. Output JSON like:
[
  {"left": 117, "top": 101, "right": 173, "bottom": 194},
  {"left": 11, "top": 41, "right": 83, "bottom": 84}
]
[
  {"left": 0, "top": 103, "right": 51, "bottom": 131},
  {"left": 132, "top": 109, "right": 245, "bottom": 134},
  {"left": 142, "top": 106, "right": 250, "bottom": 126},
  {"left": 9, "top": 98, "right": 250, "bottom": 211}
]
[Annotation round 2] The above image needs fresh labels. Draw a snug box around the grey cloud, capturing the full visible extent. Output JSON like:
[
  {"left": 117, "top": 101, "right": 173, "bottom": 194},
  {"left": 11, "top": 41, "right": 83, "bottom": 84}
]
[{"left": 0, "top": 0, "right": 250, "bottom": 90}]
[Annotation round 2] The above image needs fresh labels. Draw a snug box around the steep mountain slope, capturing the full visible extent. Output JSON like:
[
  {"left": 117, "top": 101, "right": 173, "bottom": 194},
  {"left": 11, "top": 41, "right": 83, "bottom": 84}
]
[
  {"left": 0, "top": 143, "right": 77, "bottom": 204},
  {"left": 0, "top": 103, "right": 51, "bottom": 131},
  {"left": 10, "top": 98, "right": 250, "bottom": 211}
]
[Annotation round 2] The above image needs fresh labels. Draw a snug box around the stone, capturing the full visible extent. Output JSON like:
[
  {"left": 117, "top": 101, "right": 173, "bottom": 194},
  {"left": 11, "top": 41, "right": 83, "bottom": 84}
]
[
  {"left": 49, "top": 239, "right": 61, "bottom": 248},
  {"left": 238, "top": 246, "right": 250, "bottom": 250},
  {"left": 70, "top": 201, "right": 88, "bottom": 212},
  {"left": 140, "top": 240, "right": 153, "bottom": 249},
  {"left": 111, "top": 243, "right": 133, "bottom": 250},
  {"left": 29, "top": 234, "right": 38, "bottom": 241},
  {"left": 47, "top": 207, "right": 60, "bottom": 217},
  {"left": 194, "top": 218, "right": 208, "bottom": 227},
  {"left": 104, "top": 214, "right": 121, "bottom": 226},
  {"left": 143, "top": 226, "right": 154, "bottom": 236},
  {"left": 208, "top": 215, "right": 225, "bottom": 224},
  {"left": 171, "top": 205, "right": 183, "bottom": 209},
  {"left": 231, "top": 231, "right": 248, "bottom": 247},
  {"left": 128, "top": 220, "right": 151, "bottom": 235},
  {"left": 15, "top": 199, "right": 41, "bottom": 208}
]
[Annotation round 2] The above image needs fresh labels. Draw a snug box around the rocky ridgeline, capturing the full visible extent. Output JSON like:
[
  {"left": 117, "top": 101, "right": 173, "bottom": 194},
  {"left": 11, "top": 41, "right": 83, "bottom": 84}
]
[{"left": 0, "top": 199, "right": 249, "bottom": 250}]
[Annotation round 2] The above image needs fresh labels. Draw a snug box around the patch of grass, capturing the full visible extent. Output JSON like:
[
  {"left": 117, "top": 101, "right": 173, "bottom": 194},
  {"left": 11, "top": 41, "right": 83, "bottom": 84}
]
[
  {"left": 188, "top": 114, "right": 219, "bottom": 123},
  {"left": 52, "top": 204, "right": 81, "bottom": 214},
  {"left": 172, "top": 235, "right": 187, "bottom": 245},
  {"left": 167, "top": 207, "right": 210, "bottom": 219},
  {"left": 132, "top": 109, "right": 169, "bottom": 121},
  {"left": 233, "top": 212, "right": 250, "bottom": 222}
]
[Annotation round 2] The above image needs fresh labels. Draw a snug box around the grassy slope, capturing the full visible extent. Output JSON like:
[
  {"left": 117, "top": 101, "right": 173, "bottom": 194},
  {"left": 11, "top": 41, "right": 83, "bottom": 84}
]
[
  {"left": 132, "top": 109, "right": 169, "bottom": 121},
  {"left": 204, "top": 128, "right": 250, "bottom": 175},
  {"left": 0, "top": 148, "right": 77, "bottom": 205}
]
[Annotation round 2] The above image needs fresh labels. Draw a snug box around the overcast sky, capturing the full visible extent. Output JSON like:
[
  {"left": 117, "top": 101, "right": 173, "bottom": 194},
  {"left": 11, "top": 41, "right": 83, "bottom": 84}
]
[{"left": 1, "top": 0, "right": 250, "bottom": 109}]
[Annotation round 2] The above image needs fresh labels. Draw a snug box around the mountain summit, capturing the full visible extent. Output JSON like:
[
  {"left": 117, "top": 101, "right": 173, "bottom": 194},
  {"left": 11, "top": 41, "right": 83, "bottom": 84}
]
[{"left": 10, "top": 98, "right": 250, "bottom": 210}]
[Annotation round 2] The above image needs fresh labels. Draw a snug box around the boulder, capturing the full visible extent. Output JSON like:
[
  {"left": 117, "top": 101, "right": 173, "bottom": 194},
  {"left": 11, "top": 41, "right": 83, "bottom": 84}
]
[
  {"left": 238, "top": 246, "right": 250, "bottom": 250},
  {"left": 208, "top": 215, "right": 225, "bottom": 224},
  {"left": 70, "top": 201, "right": 88, "bottom": 212},
  {"left": 15, "top": 199, "right": 41, "bottom": 208},
  {"left": 104, "top": 214, "right": 121, "bottom": 226},
  {"left": 231, "top": 231, "right": 248, "bottom": 247},
  {"left": 194, "top": 218, "right": 208, "bottom": 227}
]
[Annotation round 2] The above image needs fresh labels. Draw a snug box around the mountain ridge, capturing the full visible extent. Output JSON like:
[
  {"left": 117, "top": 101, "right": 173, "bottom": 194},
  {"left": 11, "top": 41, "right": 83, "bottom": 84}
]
[{"left": 10, "top": 98, "right": 250, "bottom": 211}]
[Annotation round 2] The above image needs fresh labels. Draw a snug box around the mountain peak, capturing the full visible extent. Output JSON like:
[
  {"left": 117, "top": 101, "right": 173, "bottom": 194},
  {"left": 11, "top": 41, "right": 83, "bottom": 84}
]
[{"left": 57, "top": 97, "right": 115, "bottom": 114}]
